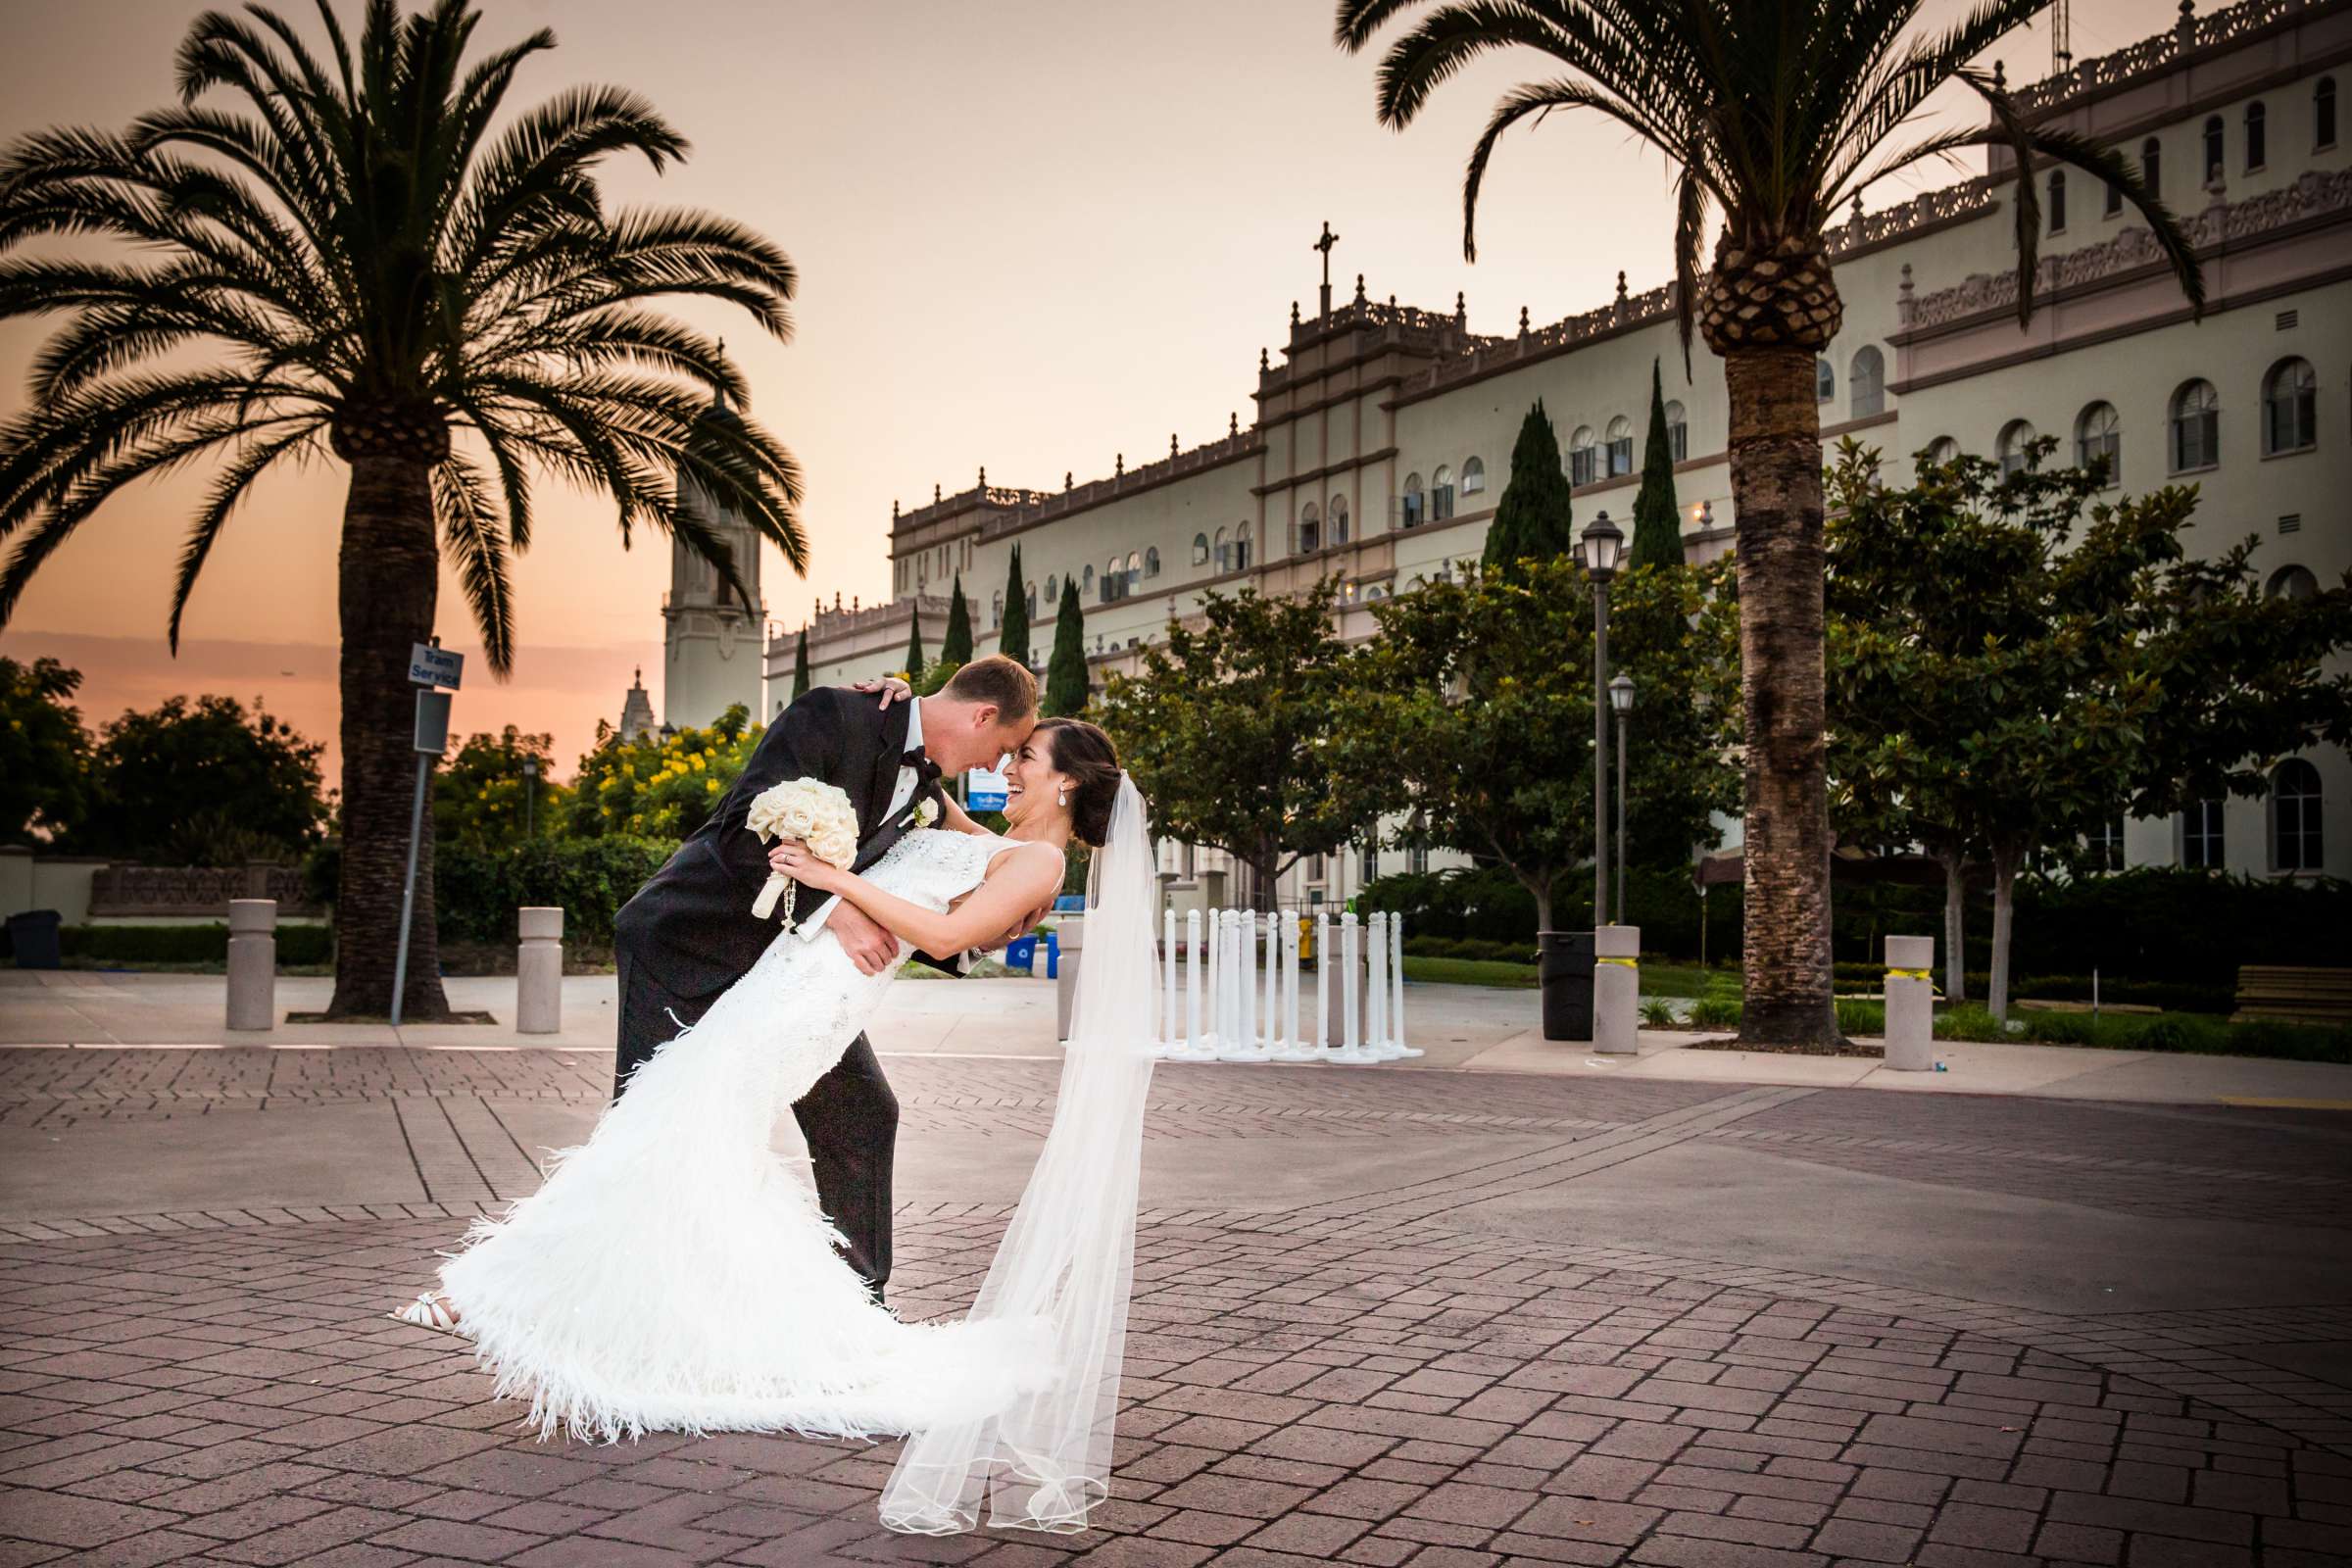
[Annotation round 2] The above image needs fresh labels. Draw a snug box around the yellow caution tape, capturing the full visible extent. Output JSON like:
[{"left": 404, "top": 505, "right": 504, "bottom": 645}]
[
  {"left": 1597, "top": 956, "right": 1639, "bottom": 968},
  {"left": 1886, "top": 967, "right": 1931, "bottom": 980}
]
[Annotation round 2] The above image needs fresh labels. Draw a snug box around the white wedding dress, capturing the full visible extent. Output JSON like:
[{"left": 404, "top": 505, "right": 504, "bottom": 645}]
[{"left": 436, "top": 826, "right": 1055, "bottom": 1446}]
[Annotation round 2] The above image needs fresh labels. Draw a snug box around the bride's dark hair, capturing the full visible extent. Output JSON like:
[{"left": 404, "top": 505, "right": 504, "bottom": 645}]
[{"left": 1035, "top": 718, "right": 1121, "bottom": 848}]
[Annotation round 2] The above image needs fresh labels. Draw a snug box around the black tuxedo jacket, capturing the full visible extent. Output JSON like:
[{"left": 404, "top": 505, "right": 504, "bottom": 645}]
[{"left": 614, "top": 687, "right": 952, "bottom": 1001}]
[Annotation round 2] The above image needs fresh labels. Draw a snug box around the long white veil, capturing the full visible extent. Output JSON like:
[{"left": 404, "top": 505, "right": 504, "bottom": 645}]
[{"left": 880, "top": 775, "right": 1158, "bottom": 1534}]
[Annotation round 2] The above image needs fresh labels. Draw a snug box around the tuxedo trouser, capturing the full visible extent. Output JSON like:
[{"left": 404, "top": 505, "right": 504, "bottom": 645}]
[{"left": 613, "top": 942, "right": 899, "bottom": 1298}]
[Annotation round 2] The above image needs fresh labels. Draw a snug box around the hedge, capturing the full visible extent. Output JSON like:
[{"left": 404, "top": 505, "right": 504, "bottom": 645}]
[
  {"left": 53, "top": 923, "right": 334, "bottom": 966},
  {"left": 434, "top": 835, "right": 678, "bottom": 947}
]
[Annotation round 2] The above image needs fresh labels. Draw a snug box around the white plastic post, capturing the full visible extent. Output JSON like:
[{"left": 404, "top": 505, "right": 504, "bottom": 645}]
[
  {"left": 1203, "top": 907, "right": 1222, "bottom": 1053},
  {"left": 515, "top": 906, "right": 564, "bottom": 1034},
  {"left": 1223, "top": 909, "right": 1271, "bottom": 1062},
  {"left": 1364, "top": 912, "right": 1390, "bottom": 1056},
  {"left": 1262, "top": 910, "right": 1281, "bottom": 1052},
  {"left": 225, "top": 898, "right": 275, "bottom": 1031},
  {"left": 1885, "top": 934, "right": 1935, "bottom": 1071},
  {"left": 1387, "top": 910, "right": 1421, "bottom": 1058},
  {"left": 1184, "top": 908, "right": 1206, "bottom": 1059},
  {"left": 1314, "top": 911, "right": 1331, "bottom": 1057},
  {"left": 1273, "top": 913, "right": 1316, "bottom": 1061},
  {"left": 1333, "top": 912, "right": 1373, "bottom": 1064},
  {"left": 1594, "top": 924, "right": 1641, "bottom": 1054},
  {"left": 1157, "top": 908, "right": 1177, "bottom": 1056}
]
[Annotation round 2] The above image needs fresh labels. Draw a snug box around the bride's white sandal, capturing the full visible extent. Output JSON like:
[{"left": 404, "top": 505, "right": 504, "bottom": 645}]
[{"left": 390, "top": 1292, "right": 465, "bottom": 1336}]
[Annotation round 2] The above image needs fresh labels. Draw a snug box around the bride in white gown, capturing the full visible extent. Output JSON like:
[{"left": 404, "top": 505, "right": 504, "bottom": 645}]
[{"left": 394, "top": 717, "right": 1156, "bottom": 1535}]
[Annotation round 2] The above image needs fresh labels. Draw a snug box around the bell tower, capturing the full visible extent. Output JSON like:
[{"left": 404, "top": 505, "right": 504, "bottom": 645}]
[{"left": 660, "top": 385, "right": 767, "bottom": 732}]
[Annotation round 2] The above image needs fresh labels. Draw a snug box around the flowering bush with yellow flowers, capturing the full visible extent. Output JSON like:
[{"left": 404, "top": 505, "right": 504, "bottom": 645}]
[{"left": 564, "top": 704, "right": 760, "bottom": 841}]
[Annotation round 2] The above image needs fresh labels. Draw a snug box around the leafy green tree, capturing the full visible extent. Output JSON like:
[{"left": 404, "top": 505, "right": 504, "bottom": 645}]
[
  {"left": 1821, "top": 440, "right": 2352, "bottom": 1017},
  {"left": 567, "top": 704, "right": 758, "bottom": 841},
  {"left": 1101, "top": 582, "right": 1384, "bottom": 909},
  {"left": 0, "top": 657, "right": 89, "bottom": 844},
  {"left": 791, "top": 628, "right": 811, "bottom": 700},
  {"left": 940, "top": 574, "right": 974, "bottom": 664},
  {"left": 1339, "top": 0, "right": 2204, "bottom": 1046},
  {"left": 1630, "top": 360, "right": 1683, "bottom": 569},
  {"left": 1480, "top": 399, "right": 1574, "bottom": 576},
  {"left": 999, "top": 545, "right": 1030, "bottom": 668},
  {"left": 0, "top": 1, "right": 806, "bottom": 1020},
  {"left": 1045, "top": 575, "right": 1089, "bottom": 716},
  {"left": 900, "top": 612, "right": 925, "bottom": 684},
  {"left": 79, "top": 694, "right": 327, "bottom": 864},
  {"left": 434, "top": 725, "right": 559, "bottom": 850},
  {"left": 1347, "top": 560, "right": 1733, "bottom": 933}
]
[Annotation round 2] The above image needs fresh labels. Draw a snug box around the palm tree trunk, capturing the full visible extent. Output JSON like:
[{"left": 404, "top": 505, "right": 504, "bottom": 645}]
[
  {"left": 1724, "top": 347, "right": 1837, "bottom": 1047},
  {"left": 324, "top": 454, "right": 453, "bottom": 1021}
]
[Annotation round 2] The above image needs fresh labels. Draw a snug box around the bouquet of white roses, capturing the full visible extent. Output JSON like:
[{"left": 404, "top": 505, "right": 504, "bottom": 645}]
[{"left": 745, "top": 777, "right": 860, "bottom": 924}]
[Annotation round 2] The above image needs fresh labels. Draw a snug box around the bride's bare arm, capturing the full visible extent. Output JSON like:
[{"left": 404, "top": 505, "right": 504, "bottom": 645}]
[{"left": 768, "top": 839, "right": 1063, "bottom": 960}]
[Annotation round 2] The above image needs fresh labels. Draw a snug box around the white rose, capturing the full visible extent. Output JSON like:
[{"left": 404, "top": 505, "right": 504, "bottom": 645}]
[{"left": 914, "top": 799, "right": 939, "bottom": 828}]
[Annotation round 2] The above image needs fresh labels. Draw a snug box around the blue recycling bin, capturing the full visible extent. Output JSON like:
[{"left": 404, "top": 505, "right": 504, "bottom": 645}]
[
  {"left": 1004, "top": 935, "right": 1039, "bottom": 974},
  {"left": 1044, "top": 928, "right": 1060, "bottom": 979},
  {"left": 5, "top": 909, "right": 62, "bottom": 970}
]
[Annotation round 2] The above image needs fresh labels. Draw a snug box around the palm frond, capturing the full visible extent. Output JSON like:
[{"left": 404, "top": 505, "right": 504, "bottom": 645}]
[{"left": 434, "top": 448, "right": 515, "bottom": 672}]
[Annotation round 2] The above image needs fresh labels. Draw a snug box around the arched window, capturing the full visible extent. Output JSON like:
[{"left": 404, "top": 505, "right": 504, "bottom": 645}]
[
  {"left": 2320, "top": 77, "right": 2339, "bottom": 150},
  {"left": 2246, "top": 100, "right": 2268, "bottom": 170},
  {"left": 2141, "top": 135, "right": 2162, "bottom": 195},
  {"left": 1460, "top": 457, "right": 1486, "bottom": 496},
  {"left": 1191, "top": 532, "right": 1209, "bottom": 566},
  {"left": 2104, "top": 169, "right": 2124, "bottom": 217},
  {"left": 991, "top": 589, "right": 1004, "bottom": 627},
  {"left": 1604, "top": 417, "right": 1634, "bottom": 477},
  {"left": 1331, "top": 494, "right": 1349, "bottom": 543},
  {"left": 1401, "top": 472, "right": 1426, "bottom": 527},
  {"left": 2075, "top": 402, "right": 2121, "bottom": 482},
  {"left": 1849, "top": 346, "right": 1886, "bottom": 418},
  {"left": 1925, "top": 435, "right": 1961, "bottom": 466},
  {"left": 1102, "top": 557, "right": 1119, "bottom": 603},
  {"left": 1025, "top": 580, "right": 1037, "bottom": 618},
  {"left": 1298, "top": 501, "right": 1321, "bottom": 555},
  {"left": 2202, "top": 115, "right": 2224, "bottom": 181},
  {"left": 1432, "top": 465, "right": 1456, "bottom": 520},
  {"left": 1815, "top": 359, "right": 1836, "bottom": 402},
  {"left": 1567, "top": 429, "right": 1597, "bottom": 486},
  {"left": 2263, "top": 358, "right": 2317, "bottom": 455},
  {"left": 1212, "top": 526, "right": 1230, "bottom": 573},
  {"left": 1126, "top": 552, "right": 1142, "bottom": 594},
  {"left": 2048, "top": 169, "right": 2068, "bottom": 233},
  {"left": 2181, "top": 798, "right": 2226, "bottom": 868},
  {"left": 1235, "top": 521, "right": 1252, "bottom": 570},
  {"left": 2267, "top": 564, "right": 2320, "bottom": 601},
  {"left": 1996, "top": 419, "right": 2038, "bottom": 477},
  {"left": 1082, "top": 564, "right": 1095, "bottom": 596},
  {"left": 1045, "top": 572, "right": 1057, "bottom": 604},
  {"left": 2271, "top": 758, "right": 2324, "bottom": 872},
  {"left": 2170, "top": 379, "right": 2220, "bottom": 471},
  {"left": 1145, "top": 546, "right": 1161, "bottom": 578},
  {"left": 1664, "top": 401, "right": 1688, "bottom": 462}
]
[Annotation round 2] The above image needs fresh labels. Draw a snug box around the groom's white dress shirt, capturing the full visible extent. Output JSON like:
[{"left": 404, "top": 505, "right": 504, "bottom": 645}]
[{"left": 795, "top": 698, "right": 926, "bottom": 945}]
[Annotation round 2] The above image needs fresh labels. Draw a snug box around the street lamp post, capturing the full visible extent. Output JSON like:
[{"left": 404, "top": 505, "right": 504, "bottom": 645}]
[
  {"left": 1578, "top": 512, "right": 1624, "bottom": 929},
  {"left": 1609, "top": 673, "right": 1635, "bottom": 923},
  {"left": 521, "top": 755, "right": 539, "bottom": 838}
]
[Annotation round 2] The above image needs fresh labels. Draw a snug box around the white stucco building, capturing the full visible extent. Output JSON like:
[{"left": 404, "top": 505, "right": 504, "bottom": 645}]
[
  {"left": 767, "top": 0, "right": 2352, "bottom": 907},
  {"left": 647, "top": 391, "right": 769, "bottom": 737}
]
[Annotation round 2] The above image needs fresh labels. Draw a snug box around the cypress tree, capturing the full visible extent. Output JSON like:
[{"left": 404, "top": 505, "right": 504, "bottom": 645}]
[
  {"left": 998, "top": 544, "right": 1030, "bottom": 668},
  {"left": 901, "top": 611, "right": 924, "bottom": 682},
  {"left": 790, "top": 627, "right": 811, "bottom": 699},
  {"left": 1481, "top": 398, "right": 1575, "bottom": 577},
  {"left": 1629, "top": 358, "right": 1684, "bottom": 569},
  {"left": 1045, "top": 575, "right": 1088, "bottom": 716},
  {"left": 940, "top": 574, "right": 974, "bottom": 664}
]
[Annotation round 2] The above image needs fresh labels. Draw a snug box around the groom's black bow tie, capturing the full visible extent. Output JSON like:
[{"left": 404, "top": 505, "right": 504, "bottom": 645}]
[{"left": 902, "top": 748, "right": 942, "bottom": 787}]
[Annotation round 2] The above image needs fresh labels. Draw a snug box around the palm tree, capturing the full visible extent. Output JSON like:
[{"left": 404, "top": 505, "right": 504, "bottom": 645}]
[
  {"left": 0, "top": 0, "right": 806, "bottom": 1020},
  {"left": 1336, "top": 0, "right": 2202, "bottom": 1045}
]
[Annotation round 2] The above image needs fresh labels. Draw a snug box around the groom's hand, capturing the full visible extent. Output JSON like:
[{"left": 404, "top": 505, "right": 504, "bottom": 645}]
[{"left": 830, "top": 901, "right": 898, "bottom": 976}]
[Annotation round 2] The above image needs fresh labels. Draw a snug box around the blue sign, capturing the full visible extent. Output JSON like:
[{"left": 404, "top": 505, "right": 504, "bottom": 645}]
[{"left": 965, "top": 765, "right": 1008, "bottom": 812}]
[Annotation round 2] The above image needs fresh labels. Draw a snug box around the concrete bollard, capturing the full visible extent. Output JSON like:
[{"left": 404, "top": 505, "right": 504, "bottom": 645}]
[
  {"left": 516, "top": 906, "right": 564, "bottom": 1035},
  {"left": 1884, "top": 935, "right": 1935, "bottom": 1070},
  {"left": 1055, "top": 913, "right": 1085, "bottom": 1042},
  {"left": 225, "top": 899, "right": 275, "bottom": 1031},
  {"left": 1593, "top": 925, "right": 1641, "bottom": 1054}
]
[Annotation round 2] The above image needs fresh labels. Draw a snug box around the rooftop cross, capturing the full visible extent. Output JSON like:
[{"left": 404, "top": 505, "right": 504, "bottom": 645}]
[{"left": 1312, "top": 220, "right": 1341, "bottom": 317}]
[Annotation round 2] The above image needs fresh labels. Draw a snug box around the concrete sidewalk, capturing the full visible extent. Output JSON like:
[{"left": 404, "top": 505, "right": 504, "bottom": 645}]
[{"left": 5, "top": 968, "right": 2348, "bottom": 1106}]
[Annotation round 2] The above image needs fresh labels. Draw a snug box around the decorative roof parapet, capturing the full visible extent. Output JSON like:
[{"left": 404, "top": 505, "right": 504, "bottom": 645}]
[
  {"left": 2009, "top": 0, "right": 2317, "bottom": 118},
  {"left": 1899, "top": 167, "right": 2351, "bottom": 331},
  {"left": 974, "top": 426, "right": 1265, "bottom": 543},
  {"left": 792, "top": 591, "right": 951, "bottom": 643}
]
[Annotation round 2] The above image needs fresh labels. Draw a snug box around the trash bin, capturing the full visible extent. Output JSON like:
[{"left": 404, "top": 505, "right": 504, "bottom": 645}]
[
  {"left": 5, "top": 909, "right": 63, "bottom": 970},
  {"left": 1538, "top": 929, "right": 1595, "bottom": 1041},
  {"left": 1004, "top": 935, "right": 1039, "bottom": 974},
  {"left": 1043, "top": 928, "right": 1060, "bottom": 979}
]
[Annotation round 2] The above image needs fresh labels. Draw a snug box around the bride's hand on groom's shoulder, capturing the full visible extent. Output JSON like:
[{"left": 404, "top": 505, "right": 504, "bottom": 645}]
[{"left": 849, "top": 676, "right": 912, "bottom": 710}]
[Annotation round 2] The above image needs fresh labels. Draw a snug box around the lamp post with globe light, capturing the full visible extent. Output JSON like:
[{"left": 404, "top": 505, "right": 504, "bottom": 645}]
[
  {"left": 1609, "top": 673, "right": 1635, "bottom": 922},
  {"left": 1579, "top": 512, "right": 1624, "bottom": 927}
]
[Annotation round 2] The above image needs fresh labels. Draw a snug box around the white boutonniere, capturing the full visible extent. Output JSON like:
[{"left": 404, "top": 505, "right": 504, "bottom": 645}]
[{"left": 913, "top": 799, "right": 939, "bottom": 828}]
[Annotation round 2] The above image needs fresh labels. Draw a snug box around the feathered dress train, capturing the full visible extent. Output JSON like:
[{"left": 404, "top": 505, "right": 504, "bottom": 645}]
[{"left": 433, "top": 829, "right": 1055, "bottom": 1444}]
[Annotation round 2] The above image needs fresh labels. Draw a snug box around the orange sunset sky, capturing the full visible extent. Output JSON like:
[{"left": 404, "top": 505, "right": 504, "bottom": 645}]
[{"left": 0, "top": 0, "right": 2163, "bottom": 783}]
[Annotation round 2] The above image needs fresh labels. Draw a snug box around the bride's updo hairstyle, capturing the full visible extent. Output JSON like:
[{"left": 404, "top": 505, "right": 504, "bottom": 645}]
[{"left": 1035, "top": 718, "right": 1121, "bottom": 848}]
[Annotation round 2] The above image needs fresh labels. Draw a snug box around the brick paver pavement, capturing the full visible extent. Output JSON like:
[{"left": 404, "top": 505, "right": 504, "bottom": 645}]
[{"left": 2, "top": 1047, "right": 2348, "bottom": 1566}]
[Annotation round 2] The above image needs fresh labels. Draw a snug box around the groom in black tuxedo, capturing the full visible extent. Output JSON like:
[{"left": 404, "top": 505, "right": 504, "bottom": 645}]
[{"left": 611, "top": 655, "right": 1040, "bottom": 1299}]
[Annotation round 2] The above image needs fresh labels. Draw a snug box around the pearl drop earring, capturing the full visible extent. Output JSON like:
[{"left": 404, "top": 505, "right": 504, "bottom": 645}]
[{"left": 1056, "top": 785, "right": 1068, "bottom": 807}]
